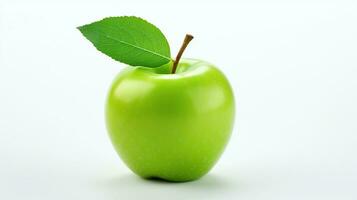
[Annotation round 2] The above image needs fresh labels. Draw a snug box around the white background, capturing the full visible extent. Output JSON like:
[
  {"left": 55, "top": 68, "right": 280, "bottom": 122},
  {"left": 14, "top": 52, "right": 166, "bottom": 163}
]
[{"left": 1, "top": 0, "right": 356, "bottom": 199}]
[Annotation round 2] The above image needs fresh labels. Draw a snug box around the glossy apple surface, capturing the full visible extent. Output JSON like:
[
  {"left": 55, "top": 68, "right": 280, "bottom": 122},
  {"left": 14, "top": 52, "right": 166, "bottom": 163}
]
[{"left": 106, "top": 59, "right": 235, "bottom": 182}]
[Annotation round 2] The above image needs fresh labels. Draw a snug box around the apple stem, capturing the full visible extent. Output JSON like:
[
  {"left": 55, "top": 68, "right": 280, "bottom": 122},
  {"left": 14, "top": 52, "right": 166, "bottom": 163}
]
[{"left": 171, "top": 34, "right": 194, "bottom": 74}]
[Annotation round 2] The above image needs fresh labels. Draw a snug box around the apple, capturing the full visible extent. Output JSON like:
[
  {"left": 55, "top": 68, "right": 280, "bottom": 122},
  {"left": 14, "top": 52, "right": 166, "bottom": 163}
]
[
  {"left": 105, "top": 59, "right": 235, "bottom": 182},
  {"left": 77, "top": 17, "right": 236, "bottom": 182}
]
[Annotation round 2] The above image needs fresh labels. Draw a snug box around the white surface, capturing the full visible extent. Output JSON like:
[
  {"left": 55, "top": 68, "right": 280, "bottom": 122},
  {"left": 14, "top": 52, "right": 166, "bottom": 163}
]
[{"left": 1, "top": 1, "right": 357, "bottom": 199}]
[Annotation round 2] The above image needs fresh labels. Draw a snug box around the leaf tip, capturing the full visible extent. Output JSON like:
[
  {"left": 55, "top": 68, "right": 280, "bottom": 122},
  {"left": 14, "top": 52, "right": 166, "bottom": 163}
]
[{"left": 76, "top": 25, "right": 84, "bottom": 32}]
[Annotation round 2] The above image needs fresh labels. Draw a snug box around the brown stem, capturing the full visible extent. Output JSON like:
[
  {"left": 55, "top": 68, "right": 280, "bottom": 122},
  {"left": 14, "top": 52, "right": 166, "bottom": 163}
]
[{"left": 171, "top": 34, "right": 194, "bottom": 74}]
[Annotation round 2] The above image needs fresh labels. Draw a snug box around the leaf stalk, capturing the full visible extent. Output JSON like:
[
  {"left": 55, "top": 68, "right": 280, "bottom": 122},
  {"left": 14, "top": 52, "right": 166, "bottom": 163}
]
[{"left": 171, "top": 34, "right": 194, "bottom": 74}]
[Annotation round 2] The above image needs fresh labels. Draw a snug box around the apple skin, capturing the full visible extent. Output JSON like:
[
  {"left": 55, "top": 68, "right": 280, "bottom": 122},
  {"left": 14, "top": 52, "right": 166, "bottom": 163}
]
[{"left": 106, "top": 59, "right": 235, "bottom": 182}]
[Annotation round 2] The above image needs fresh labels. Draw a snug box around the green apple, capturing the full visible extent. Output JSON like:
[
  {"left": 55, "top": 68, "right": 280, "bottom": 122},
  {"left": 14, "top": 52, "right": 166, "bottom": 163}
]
[
  {"left": 106, "top": 58, "right": 235, "bottom": 182},
  {"left": 77, "top": 17, "right": 235, "bottom": 182}
]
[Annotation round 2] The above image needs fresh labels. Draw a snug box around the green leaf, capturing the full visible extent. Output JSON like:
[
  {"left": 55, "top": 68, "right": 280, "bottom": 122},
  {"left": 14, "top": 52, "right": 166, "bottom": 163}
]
[{"left": 77, "top": 16, "right": 171, "bottom": 68}]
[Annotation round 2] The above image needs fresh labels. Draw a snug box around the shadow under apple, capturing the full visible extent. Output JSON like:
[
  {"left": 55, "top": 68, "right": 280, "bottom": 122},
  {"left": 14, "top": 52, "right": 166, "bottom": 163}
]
[{"left": 95, "top": 173, "right": 240, "bottom": 199}]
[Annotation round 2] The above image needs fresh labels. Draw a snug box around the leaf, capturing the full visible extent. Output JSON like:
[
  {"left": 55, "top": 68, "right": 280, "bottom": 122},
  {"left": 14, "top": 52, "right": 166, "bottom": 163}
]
[{"left": 77, "top": 16, "right": 171, "bottom": 68}]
